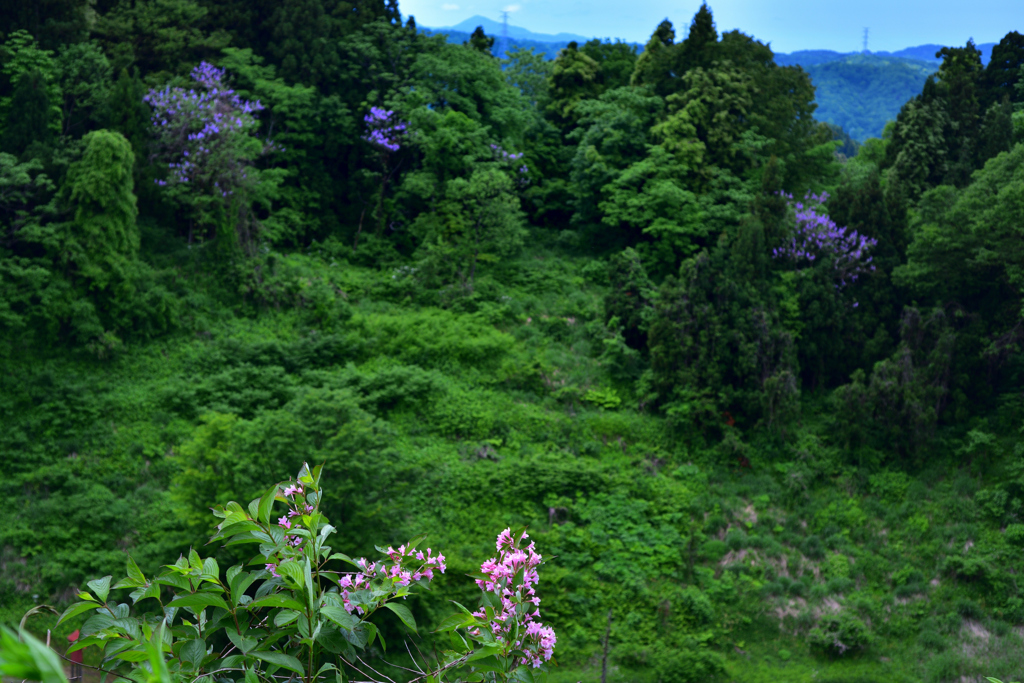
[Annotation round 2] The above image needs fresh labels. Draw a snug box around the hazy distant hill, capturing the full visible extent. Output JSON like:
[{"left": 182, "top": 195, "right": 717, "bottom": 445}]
[
  {"left": 775, "top": 42, "right": 995, "bottom": 67},
  {"left": 434, "top": 15, "right": 591, "bottom": 44},
  {"left": 419, "top": 27, "right": 572, "bottom": 59}
]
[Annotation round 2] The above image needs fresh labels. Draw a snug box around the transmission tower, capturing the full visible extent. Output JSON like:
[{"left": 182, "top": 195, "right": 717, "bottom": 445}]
[{"left": 862, "top": 27, "right": 869, "bottom": 53}]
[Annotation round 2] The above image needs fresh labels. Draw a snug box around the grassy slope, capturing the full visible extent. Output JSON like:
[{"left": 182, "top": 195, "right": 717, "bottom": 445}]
[{"left": 3, "top": 232, "right": 1023, "bottom": 683}]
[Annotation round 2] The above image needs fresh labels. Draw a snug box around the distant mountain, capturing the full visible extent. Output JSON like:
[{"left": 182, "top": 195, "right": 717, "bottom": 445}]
[
  {"left": 775, "top": 42, "right": 997, "bottom": 67},
  {"left": 435, "top": 15, "right": 591, "bottom": 45},
  {"left": 419, "top": 27, "right": 572, "bottom": 60}
]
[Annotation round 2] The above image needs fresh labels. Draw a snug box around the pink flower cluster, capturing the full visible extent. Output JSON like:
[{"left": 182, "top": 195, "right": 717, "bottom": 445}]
[
  {"left": 338, "top": 545, "right": 446, "bottom": 615},
  {"left": 265, "top": 483, "right": 313, "bottom": 577},
  {"left": 472, "top": 529, "right": 556, "bottom": 668}
]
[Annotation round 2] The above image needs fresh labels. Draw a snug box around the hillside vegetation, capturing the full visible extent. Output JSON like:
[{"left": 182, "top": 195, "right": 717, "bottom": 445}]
[
  {"left": 802, "top": 54, "right": 937, "bottom": 142},
  {"left": 2, "top": 2, "right": 1024, "bottom": 683}
]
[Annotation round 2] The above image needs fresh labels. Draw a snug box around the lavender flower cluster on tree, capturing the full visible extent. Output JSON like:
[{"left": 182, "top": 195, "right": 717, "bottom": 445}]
[
  {"left": 490, "top": 143, "right": 528, "bottom": 175},
  {"left": 362, "top": 106, "right": 405, "bottom": 152},
  {"left": 145, "top": 62, "right": 279, "bottom": 242},
  {"left": 772, "top": 191, "right": 878, "bottom": 288}
]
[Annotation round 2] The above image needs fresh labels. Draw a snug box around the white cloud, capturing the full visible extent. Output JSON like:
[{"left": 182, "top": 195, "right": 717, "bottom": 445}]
[
  {"left": 503, "top": 4, "right": 521, "bottom": 11},
  {"left": 441, "top": 3, "right": 459, "bottom": 9}
]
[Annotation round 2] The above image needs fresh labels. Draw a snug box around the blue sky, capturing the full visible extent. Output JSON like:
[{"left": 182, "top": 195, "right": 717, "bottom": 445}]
[{"left": 398, "top": 0, "right": 1021, "bottom": 53}]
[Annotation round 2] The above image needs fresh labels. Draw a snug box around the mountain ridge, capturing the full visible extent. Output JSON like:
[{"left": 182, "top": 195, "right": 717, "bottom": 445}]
[{"left": 424, "top": 15, "right": 997, "bottom": 66}]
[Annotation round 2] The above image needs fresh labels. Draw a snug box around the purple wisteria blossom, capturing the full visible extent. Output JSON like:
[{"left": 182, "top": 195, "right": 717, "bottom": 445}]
[
  {"left": 490, "top": 143, "right": 529, "bottom": 175},
  {"left": 145, "top": 62, "right": 275, "bottom": 211},
  {"left": 363, "top": 107, "right": 406, "bottom": 152},
  {"left": 772, "top": 191, "right": 877, "bottom": 289}
]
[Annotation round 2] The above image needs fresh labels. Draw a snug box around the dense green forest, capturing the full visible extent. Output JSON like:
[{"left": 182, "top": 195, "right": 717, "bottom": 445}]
[
  {"left": 2, "top": 0, "right": 1024, "bottom": 681},
  {"left": 800, "top": 55, "right": 938, "bottom": 143}
]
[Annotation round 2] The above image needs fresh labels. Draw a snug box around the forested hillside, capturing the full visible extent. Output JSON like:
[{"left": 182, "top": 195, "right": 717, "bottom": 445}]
[
  {"left": 798, "top": 55, "right": 937, "bottom": 142},
  {"left": 2, "top": 1, "right": 1024, "bottom": 682}
]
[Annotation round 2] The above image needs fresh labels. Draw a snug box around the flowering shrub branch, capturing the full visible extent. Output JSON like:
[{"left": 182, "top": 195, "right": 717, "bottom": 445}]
[
  {"left": 433, "top": 528, "right": 556, "bottom": 680},
  {"left": 12, "top": 466, "right": 554, "bottom": 683}
]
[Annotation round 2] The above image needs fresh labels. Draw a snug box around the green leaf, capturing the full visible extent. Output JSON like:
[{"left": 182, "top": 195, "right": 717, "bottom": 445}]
[
  {"left": 127, "top": 556, "right": 146, "bottom": 584},
  {"left": 129, "top": 583, "right": 161, "bottom": 605},
  {"left": 406, "top": 533, "right": 428, "bottom": 550},
  {"left": 327, "top": 553, "right": 357, "bottom": 566},
  {"left": 250, "top": 651, "right": 305, "bottom": 675},
  {"left": 245, "top": 666, "right": 259, "bottom": 683},
  {"left": 304, "top": 558, "right": 314, "bottom": 609},
  {"left": 258, "top": 487, "right": 277, "bottom": 525},
  {"left": 230, "top": 571, "right": 258, "bottom": 608},
  {"left": 225, "top": 630, "right": 258, "bottom": 654},
  {"left": 179, "top": 638, "right": 207, "bottom": 670},
  {"left": 364, "top": 622, "right": 385, "bottom": 653},
  {"left": 275, "top": 561, "right": 306, "bottom": 590},
  {"left": 467, "top": 643, "right": 501, "bottom": 662},
  {"left": 449, "top": 600, "right": 474, "bottom": 615},
  {"left": 247, "top": 594, "right": 306, "bottom": 612},
  {"left": 1, "top": 626, "right": 67, "bottom": 683},
  {"left": 433, "top": 612, "right": 474, "bottom": 633},
  {"left": 509, "top": 666, "right": 536, "bottom": 683},
  {"left": 167, "top": 593, "right": 230, "bottom": 612},
  {"left": 87, "top": 576, "right": 112, "bottom": 603},
  {"left": 111, "top": 649, "right": 151, "bottom": 662},
  {"left": 56, "top": 601, "right": 100, "bottom": 626},
  {"left": 201, "top": 558, "right": 220, "bottom": 583},
  {"left": 382, "top": 603, "right": 417, "bottom": 634},
  {"left": 274, "top": 609, "right": 301, "bottom": 627},
  {"left": 319, "top": 605, "right": 359, "bottom": 631}
]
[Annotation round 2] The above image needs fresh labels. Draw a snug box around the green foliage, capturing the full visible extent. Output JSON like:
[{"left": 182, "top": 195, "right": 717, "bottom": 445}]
[
  {"left": 804, "top": 54, "right": 937, "bottom": 142},
  {"left": 807, "top": 612, "right": 872, "bottom": 657},
  {"left": 5, "top": 5, "right": 1024, "bottom": 683}
]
